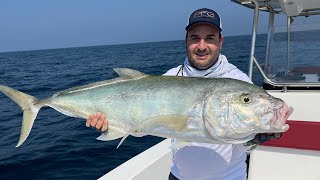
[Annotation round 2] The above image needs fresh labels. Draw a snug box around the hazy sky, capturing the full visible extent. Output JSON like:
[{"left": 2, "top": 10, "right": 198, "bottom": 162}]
[{"left": 1, "top": 0, "right": 271, "bottom": 52}]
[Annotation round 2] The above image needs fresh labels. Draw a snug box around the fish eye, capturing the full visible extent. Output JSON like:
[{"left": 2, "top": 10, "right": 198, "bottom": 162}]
[{"left": 240, "top": 94, "right": 252, "bottom": 104}]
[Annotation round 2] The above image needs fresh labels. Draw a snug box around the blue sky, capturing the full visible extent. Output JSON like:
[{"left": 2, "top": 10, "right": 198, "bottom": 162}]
[{"left": 1, "top": 0, "right": 270, "bottom": 52}]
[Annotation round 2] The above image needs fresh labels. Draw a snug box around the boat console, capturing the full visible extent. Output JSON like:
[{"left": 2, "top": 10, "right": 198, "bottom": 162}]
[
  {"left": 233, "top": 0, "right": 320, "bottom": 91},
  {"left": 233, "top": 1, "right": 320, "bottom": 179}
]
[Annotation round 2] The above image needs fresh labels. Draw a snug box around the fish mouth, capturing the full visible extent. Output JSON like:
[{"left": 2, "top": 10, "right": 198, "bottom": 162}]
[{"left": 270, "top": 104, "right": 294, "bottom": 132}]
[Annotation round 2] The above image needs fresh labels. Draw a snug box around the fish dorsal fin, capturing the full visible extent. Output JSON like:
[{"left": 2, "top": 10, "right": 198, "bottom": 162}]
[
  {"left": 53, "top": 68, "right": 147, "bottom": 97},
  {"left": 113, "top": 68, "right": 147, "bottom": 79}
]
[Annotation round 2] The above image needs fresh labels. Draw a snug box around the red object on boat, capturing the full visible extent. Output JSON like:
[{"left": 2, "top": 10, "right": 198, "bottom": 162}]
[{"left": 262, "top": 120, "right": 320, "bottom": 151}]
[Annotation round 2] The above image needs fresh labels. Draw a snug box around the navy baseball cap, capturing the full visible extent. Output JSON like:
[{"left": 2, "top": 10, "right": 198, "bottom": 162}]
[{"left": 185, "top": 8, "right": 222, "bottom": 32}]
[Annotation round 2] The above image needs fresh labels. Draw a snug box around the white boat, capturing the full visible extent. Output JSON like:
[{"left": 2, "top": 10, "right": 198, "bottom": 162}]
[{"left": 99, "top": 0, "right": 320, "bottom": 179}]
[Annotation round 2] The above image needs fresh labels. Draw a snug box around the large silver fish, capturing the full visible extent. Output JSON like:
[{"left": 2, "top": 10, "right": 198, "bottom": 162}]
[{"left": 0, "top": 68, "right": 293, "bottom": 148}]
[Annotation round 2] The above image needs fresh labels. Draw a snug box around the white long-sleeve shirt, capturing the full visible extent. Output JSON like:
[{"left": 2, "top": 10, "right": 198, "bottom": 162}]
[{"left": 163, "top": 54, "right": 252, "bottom": 180}]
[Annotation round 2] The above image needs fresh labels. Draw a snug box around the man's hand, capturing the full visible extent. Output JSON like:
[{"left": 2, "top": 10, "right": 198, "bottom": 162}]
[
  {"left": 244, "top": 133, "right": 282, "bottom": 152},
  {"left": 86, "top": 112, "right": 108, "bottom": 133},
  {"left": 247, "top": 133, "right": 282, "bottom": 146}
]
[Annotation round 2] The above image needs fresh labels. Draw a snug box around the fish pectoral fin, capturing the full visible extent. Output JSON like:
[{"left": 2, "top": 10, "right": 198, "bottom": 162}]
[
  {"left": 132, "top": 115, "right": 199, "bottom": 139},
  {"left": 96, "top": 127, "right": 126, "bottom": 141},
  {"left": 115, "top": 115, "right": 195, "bottom": 148},
  {"left": 141, "top": 115, "right": 197, "bottom": 134}
]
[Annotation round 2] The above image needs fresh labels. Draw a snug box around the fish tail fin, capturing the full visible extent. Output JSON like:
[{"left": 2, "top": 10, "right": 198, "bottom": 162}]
[{"left": 0, "top": 85, "right": 42, "bottom": 147}]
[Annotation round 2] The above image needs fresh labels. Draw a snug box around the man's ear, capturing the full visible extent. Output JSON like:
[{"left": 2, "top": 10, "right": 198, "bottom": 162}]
[
  {"left": 185, "top": 32, "right": 188, "bottom": 43},
  {"left": 219, "top": 35, "right": 224, "bottom": 49}
]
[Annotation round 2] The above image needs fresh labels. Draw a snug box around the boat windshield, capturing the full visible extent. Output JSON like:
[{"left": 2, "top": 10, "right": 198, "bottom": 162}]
[
  {"left": 264, "top": 16, "right": 320, "bottom": 87},
  {"left": 232, "top": 0, "right": 320, "bottom": 90}
]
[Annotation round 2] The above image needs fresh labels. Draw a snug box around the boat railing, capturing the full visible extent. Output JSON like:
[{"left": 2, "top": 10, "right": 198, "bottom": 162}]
[
  {"left": 252, "top": 56, "right": 320, "bottom": 89},
  {"left": 244, "top": 0, "right": 320, "bottom": 91}
]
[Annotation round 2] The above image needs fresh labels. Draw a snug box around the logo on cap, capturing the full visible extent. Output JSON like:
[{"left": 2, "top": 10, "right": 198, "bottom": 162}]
[{"left": 194, "top": 10, "right": 215, "bottom": 19}]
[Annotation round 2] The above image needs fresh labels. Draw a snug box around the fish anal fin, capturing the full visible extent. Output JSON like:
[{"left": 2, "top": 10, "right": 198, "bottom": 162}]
[
  {"left": 96, "top": 127, "right": 126, "bottom": 141},
  {"left": 116, "top": 132, "right": 130, "bottom": 149}
]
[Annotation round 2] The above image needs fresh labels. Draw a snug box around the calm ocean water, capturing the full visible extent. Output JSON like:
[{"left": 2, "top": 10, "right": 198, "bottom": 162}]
[{"left": 0, "top": 35, "right": 267, "bottom": 179}]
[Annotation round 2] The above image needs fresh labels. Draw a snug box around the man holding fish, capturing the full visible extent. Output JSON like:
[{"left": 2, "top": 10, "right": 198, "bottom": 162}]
[
  {"left": 87, "top": 8, "right": 284, "bottom": 180},
  {"left": 0, "top": 5, "right": 293, "bottom": 180},
  {"left": 0, "top": 7, "right": 291, "bottom": 180}
]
